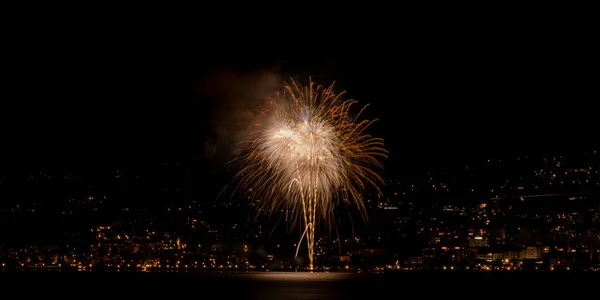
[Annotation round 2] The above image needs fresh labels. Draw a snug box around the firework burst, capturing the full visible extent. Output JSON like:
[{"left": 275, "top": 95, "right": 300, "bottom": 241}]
[{"left": 232, "top": 78, "right": 387, "bottom": 270}]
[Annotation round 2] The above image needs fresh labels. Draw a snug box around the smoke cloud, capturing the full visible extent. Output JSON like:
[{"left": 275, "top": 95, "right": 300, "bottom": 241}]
[{"left": 196, "top": 67, "right": 281, "bottom": 163}]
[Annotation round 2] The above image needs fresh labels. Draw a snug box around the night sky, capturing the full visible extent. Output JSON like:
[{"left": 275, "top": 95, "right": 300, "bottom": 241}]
[{"left": 3, "top": 15, "right": 597, "bottom": 179}]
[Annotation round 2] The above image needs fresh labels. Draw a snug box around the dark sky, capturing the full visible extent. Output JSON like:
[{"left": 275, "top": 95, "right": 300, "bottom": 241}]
[{"left": 3, "top": 14, "right": 598, "bottom": 176}]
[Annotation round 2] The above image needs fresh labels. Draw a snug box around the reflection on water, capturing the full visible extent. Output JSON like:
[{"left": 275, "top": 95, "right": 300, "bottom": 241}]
[
  {"left": 219, "top": 271, "right": 600, "bottom": 299},
  {"left": 238, "top": 272, "right": 359, "bottom": 281},
  {"left": 6, "top": 271, "right": 599, "bottom": 299},
  {"left": 229, "top": 272, "right": 359, "bottom": 300}
]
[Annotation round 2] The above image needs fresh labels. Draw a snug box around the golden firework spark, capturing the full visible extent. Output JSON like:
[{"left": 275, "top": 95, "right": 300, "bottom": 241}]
[{"left": 232, "top": 78, "right": 387, "bottom": 270}]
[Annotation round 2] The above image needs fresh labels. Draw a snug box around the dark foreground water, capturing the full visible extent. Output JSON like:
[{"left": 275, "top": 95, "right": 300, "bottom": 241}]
[{"left": 3, "top": 271, "right": 597, "bottom": 299}]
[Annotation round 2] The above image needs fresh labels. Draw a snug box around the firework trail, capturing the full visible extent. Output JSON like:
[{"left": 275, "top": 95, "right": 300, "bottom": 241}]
[{"left": 232, "top": 78, "right": 387, "bottom": 270}]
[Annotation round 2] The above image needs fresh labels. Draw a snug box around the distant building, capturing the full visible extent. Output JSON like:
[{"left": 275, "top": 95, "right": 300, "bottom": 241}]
[
  {"left": 469, "top": 236, "right": 489, "bottom": 247},
  {"left": 522, "top": 246, "right": 543, "bottom": 259}
]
